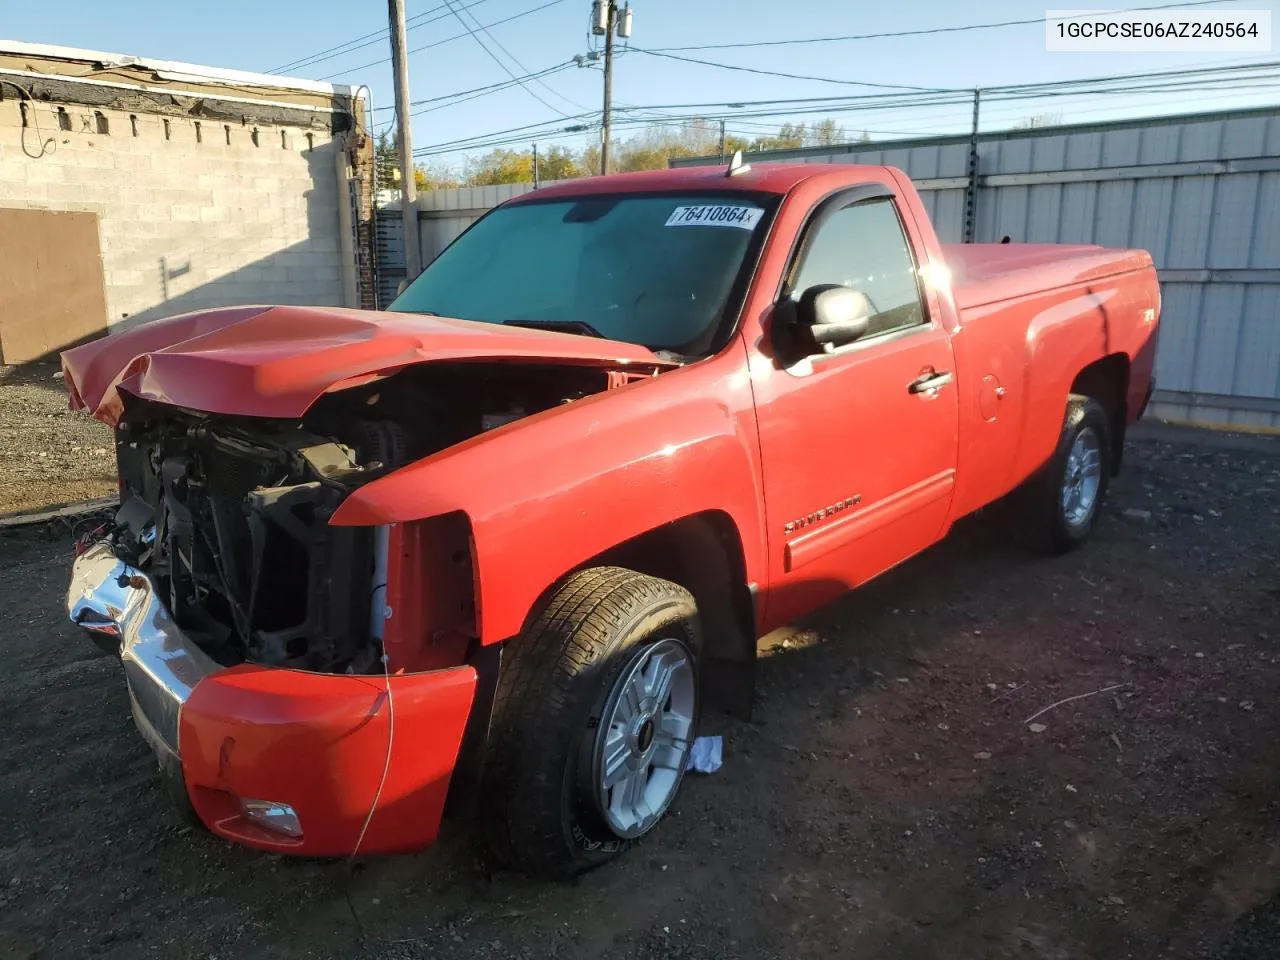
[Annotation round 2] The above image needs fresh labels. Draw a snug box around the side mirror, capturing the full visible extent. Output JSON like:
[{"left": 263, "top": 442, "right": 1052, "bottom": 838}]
[{"left": 798, "top": 284, "right": 871, "bottom": 349}]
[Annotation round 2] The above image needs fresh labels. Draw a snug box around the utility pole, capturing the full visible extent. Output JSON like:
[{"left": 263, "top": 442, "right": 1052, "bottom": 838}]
[
  {"left": 600, "top": 2, "right": 615, "bottom": 175},
  {"left": 962, "top": 87, "right": 981, "bottom": 244},
  {"left": 593, "top": 1, "right": 632, "bottom": 175},
  {"left": 718, "top": 119, "right": 726, "bottom": 162},
  {"left": 532, "top": 143, "right": 540, "bottom": 189},
  {"left": 388, "top": 0, "right": 421, "bottom": 280}
]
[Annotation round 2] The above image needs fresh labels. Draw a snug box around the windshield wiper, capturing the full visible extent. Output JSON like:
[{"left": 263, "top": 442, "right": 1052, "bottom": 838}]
[
  {"left": 503, "top": 320, "right": 685, "bottom": 363},
  {"left": 503, "top": 319, "right": 607, "bottom": 339}
]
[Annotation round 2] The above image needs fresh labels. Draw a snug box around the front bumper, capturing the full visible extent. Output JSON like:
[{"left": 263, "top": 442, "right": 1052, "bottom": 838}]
[{"left": 67, "top": 540, "right": 478, "bottom": 857}]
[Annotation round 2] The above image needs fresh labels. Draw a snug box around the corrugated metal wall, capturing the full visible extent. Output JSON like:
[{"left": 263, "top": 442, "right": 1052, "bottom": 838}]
[
  {"left": 419, "top": 182, "right": 544, "bottom": 262},
  {"left": 674, "top": 108, "right": 1280, "bottom": 430},
  {"left": 389, "top": 107, "right": 1280, "bottom": 429},
  {"left": 376, "top": 182, "right": 550, "bottom": 308}
]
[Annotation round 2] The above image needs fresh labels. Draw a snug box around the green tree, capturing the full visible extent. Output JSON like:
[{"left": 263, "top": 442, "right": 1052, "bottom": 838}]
[
  {"left": 536, "top": 145, "right": 583, "bottom": 181},
  {"left": 747, "top": 122, "right": 805, "bottom": 152},
  {"left": 580, "top": 142, "right": 603, "bottom": 176},
  {"left": 807, "top": 118, "right": 847, "bottom": 147},
  {"left": 464, "top": 148, "right": 534, "bottom": 185},
  {"left": 612, "top": 120, "right": 723, "bottom": 171},
  {"left": 374, "top": 130, "right": 401, "bottom": 192}
]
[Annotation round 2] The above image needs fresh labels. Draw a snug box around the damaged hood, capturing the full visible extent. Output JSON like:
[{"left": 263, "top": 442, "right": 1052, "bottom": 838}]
[{"left": 62, "top": 304, "right": 676, "bottom": 426}]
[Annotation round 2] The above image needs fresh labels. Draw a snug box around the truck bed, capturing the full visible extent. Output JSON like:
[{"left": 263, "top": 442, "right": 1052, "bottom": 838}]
[{"left": 944, "top": 243, "right": 1154, "bottom": 311}]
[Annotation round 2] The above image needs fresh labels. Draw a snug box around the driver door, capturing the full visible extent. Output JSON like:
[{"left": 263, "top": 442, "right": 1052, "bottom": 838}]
[{"left": 751, "top": 188, "right": 960, "bottom": 627}]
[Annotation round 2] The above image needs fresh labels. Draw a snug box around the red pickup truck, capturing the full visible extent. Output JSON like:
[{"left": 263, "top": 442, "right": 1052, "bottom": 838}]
[{"left": 62, "top": 160, "right": 1159, "bottom": 878}]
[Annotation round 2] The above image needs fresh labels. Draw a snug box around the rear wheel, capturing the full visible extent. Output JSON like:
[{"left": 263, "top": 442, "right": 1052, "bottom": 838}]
[
  {"left": 478, "top": 567, "right": 700, "bottom": 878},
  {"left": 1012, "top": 395, "right": 1112, "bottom": 553}
]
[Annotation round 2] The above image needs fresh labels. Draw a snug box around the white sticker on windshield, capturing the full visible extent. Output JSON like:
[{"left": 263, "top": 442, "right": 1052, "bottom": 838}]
[{"left": 664, "top": 205, "right": 763, "bottom": 230}]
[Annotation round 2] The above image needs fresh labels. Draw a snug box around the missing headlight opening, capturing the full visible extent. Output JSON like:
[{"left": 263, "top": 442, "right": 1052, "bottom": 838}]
[{"left": 102, "top": 361, "right": 622, "bottom": 674}]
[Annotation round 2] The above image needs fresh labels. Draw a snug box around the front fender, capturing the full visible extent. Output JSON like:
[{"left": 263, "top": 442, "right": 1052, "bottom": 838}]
[{"left": 331, "top": 346, "right": 766, "bottom": 645}]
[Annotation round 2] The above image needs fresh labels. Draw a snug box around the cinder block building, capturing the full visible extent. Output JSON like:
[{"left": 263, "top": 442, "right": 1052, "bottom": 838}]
[{"left": 0, "top": 41, "right": 375, "bottom": 364}]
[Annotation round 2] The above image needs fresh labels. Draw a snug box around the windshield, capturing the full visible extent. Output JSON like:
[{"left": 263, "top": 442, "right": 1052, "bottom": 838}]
[{"left": 389, "top": 192, "right": 774, "bottom": 355}]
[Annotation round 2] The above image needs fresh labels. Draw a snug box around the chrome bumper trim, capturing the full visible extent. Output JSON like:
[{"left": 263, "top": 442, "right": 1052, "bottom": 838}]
[{"left": 67, "top": 541, "right": 220, "bottom": 757}]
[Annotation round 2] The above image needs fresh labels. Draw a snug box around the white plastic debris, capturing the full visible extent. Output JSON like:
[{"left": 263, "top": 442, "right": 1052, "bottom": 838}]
[{"left": 687, "top": 736, "right": 723, "bottom": 774}]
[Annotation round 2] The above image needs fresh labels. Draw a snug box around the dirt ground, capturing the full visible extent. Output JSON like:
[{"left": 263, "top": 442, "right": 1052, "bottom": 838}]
[
  {"left": 2, "top": 425, "right": 1279, "bottom": 960},
  {"left": 0, "top": 363, "right": 115, "bottom": 517}
]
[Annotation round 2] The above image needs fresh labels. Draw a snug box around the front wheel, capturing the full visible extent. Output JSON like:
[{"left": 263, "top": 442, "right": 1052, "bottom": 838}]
[{"left": 478, "top": 567, "right": 701, "bottom": 878}]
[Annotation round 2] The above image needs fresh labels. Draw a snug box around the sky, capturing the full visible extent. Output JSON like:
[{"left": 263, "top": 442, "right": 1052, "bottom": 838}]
[{"left": 4, "top": 0, "right": 1278, "bottom": 171}]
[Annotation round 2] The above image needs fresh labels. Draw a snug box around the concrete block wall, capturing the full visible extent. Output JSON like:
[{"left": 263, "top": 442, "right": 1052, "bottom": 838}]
[{"left": 0, "top": 97, "right": 348, "bottom": 330}]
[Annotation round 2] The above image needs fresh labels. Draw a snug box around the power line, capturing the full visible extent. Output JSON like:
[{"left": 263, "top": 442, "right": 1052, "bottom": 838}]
[
  {"left": 977, "top": 58, "right": 1280, "bottom": 94},
  {"left": 704, "top": 77, "right": 1279, "bottom": 126},
  {"left": 404, "top": 61, "right": 1280, "bottom": 152},
  {"left": 626, "top": 110, "right": 946, "bottom": 139},
  {"left": 643, "top": 0, "right": 1254, "bottom": 53},
  {"left": 438, "top": 0, "right": 572, "bottom": 116},
  {"left": 409, "top": 65, "right": 1280, "bottom": 158},
  {"left": 449, "top": 0, "right": 589, "bottom": 111},
  {"left": 365, "top": 59, "right": 578, "bottom": 112},
  {"left": 613, "top": 90, "right": 969, "bottom": 112},
  {"left": 604, "top": 65, "right": 1280, "bottom": 143},
  {"left": 269, "top": 0, "right": 496, "bottom": 74},
  {"left": 409, "top": 62, "right": 581, "bottom": 116},
  {"left": 610, "top": 61, "right": 1280, "bottom": 120},
  {"left": 403, "top": 75, "right": 973, "bottom": 129},
  {"left": 414, "top": 111, "right": 598, "bottom": 155},
  {"left": 626, "top": 47, "right": 953, "bottom": 92},
  {"left": 320, "top": 0, "right": 570, "bottom": 81}
]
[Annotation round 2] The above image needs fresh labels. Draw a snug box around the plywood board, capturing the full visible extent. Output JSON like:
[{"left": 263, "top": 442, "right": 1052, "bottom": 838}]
[{"left": 0, "top": 207, "right": 108, "bottom": 364}]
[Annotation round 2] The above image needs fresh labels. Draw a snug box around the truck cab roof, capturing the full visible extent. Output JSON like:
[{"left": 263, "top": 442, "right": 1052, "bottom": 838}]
[{"left": 506, "top": 162, "right": 890, "bottom": 202}]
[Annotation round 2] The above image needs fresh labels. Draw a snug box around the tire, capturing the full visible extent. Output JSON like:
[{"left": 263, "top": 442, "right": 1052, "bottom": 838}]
[
  {"left": 478, "top": 567, "right": 701, "bottom": 879},
  {"left": 1012, "top": 394, "right": 1112, "bottom": 553}
]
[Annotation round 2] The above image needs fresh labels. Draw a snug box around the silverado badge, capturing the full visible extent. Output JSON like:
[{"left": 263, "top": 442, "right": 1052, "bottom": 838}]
[{"left": 784, "top": 495, "right": 862, "bottom": 535}]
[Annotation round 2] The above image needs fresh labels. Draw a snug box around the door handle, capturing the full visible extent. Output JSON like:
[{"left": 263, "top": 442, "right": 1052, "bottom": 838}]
[{"left": 908, "top": 370, "right": 954, "bottom": 395}]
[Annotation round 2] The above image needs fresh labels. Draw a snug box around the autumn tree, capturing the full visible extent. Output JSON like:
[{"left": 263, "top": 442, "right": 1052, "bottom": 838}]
[
  {"left": 417, "top": 165, "right": 462, "bottom": 190},
  {"left": 406, "top": 116, "right": 864, "bottom": 192},
  {"left": 375, "top": 132, "right": 461, "bottom": 192}
]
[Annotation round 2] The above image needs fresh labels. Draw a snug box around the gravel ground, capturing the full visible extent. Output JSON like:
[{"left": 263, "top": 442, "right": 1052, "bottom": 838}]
[
  {"left": 1, "top": 426, "right": 1279, "bottom": 960},
  {"left": 0, "top": 363, "right": 115, "bottom": 516}
]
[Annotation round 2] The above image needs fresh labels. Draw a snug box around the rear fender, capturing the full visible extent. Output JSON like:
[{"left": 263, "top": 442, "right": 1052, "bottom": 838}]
[{"left": 1012, "top": 275, "right": 1157, "bottom": 483}]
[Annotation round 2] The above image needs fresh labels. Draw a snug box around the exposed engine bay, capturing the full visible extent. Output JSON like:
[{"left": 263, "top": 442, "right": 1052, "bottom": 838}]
[{"left": 102, "top": 362, "right": 641, "bottom": 674}]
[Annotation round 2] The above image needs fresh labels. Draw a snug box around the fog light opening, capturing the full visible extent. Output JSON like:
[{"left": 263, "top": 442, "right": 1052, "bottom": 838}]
[{"left": 239, "top": 798, "right": 303, "bottom": 839}]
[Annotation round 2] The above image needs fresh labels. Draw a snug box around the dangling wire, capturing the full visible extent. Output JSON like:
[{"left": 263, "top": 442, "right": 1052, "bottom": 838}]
[{"left": 1, "top": 80, "right": 57, "bottom": 159}]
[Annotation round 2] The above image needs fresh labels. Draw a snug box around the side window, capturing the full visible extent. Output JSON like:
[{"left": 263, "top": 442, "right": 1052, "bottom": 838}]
[{"left": 789, "top": 198, "right": 926, "bottom": 340}]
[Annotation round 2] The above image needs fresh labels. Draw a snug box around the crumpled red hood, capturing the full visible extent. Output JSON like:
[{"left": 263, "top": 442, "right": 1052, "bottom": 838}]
[{"left": 62, "top": 304, "right": 674, "bottom": 427}]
